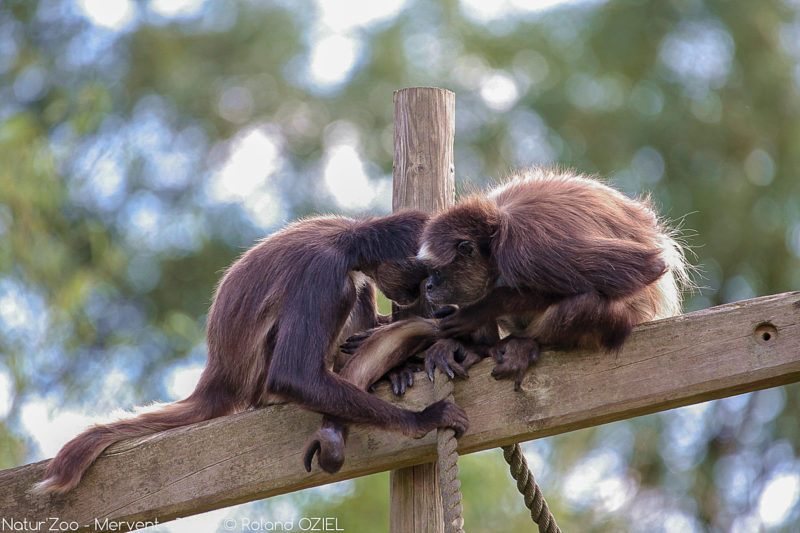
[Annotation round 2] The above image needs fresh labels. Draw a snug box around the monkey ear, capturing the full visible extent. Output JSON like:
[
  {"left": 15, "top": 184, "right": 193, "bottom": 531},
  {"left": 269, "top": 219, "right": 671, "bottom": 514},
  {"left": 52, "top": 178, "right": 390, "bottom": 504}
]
[{"left": 456, "top": 240, "right": 475, "bottom": 257}]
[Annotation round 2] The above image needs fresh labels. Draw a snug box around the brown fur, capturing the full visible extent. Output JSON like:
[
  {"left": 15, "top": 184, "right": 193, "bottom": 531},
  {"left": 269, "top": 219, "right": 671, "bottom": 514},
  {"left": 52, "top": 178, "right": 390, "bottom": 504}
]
[
  {"left": 302, "top": 169, "right": 692, "bottom": 470},
  {"left": 419, "top": 168, "right": 690, "bottom": 383},
  {"left": 303, "top": 293, "right": 497, "bottom": 474},
  {"left": 302, "top": 315, "right": 443, "bottom": 474},
  {"left": 34, "top": 210, "right": 469, "bottom": 494}
]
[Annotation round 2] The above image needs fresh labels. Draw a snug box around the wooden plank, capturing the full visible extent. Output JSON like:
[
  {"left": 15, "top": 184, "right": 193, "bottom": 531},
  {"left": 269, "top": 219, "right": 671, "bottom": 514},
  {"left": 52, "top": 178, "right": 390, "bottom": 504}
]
[
  {"left": 2, "top": 291, "right": 799, "bottom": 531},
  {"left": 390, "top": 86, "right": 455, "bottom": 533}
]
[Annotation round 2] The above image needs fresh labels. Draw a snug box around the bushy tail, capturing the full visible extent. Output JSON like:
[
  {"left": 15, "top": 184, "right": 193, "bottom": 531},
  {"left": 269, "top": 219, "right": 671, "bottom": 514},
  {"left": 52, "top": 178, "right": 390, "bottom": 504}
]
[{"left": 32, "top": 377, "right": 235, "bottom": 495}]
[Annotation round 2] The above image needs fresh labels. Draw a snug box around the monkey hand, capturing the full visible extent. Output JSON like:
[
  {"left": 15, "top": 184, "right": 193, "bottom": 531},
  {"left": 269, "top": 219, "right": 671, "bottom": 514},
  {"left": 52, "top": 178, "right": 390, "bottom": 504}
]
[
  {"left": 340, "top": 329, "right": 378, "bottom": 354},
  {"left": 438, "top": 306, "right": 488, "bottom": 339},
  {"left": 490, "top": 337, "right": 540, "bottom": 391},
  {"left": 409, "top": 399, "right": 469, "bottom": 439},
  {"left": 302, "top": 425, "right": 348, "bottom": 474},
  {"left": 432, "top": 304, "right": 459, "bottom": 319},
  {"left": 424, "top": 339, "right": 482, "bottom": 382}
]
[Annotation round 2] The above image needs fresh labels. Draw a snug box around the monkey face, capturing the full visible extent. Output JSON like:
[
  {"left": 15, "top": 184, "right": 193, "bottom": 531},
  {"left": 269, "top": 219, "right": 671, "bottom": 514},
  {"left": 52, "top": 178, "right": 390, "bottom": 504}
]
[
  {"left": 423, "top": 240, "right": 495, "bottom": 307},
  {"left": 418, "top": 198, "right": 501, "bottom": 307},
  {"left": 373, "top": 258, "right": 427, "bottom": 306}
]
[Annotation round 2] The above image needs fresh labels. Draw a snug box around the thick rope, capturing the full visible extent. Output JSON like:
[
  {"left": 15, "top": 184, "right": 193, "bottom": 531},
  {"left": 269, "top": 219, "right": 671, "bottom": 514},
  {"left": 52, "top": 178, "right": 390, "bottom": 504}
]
[
  {"left": 434, "top": 370, "right": 465, "bottom": 533},
  {"left": 502, "top": 443, "right": 561, "bottom": 533}
]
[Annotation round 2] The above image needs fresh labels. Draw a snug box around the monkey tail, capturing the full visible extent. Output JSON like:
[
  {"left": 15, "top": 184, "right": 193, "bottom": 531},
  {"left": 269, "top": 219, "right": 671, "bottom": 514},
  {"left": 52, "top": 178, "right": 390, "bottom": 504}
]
[{"left": 32, "top": 376, "right": 235, "bottom": 495}]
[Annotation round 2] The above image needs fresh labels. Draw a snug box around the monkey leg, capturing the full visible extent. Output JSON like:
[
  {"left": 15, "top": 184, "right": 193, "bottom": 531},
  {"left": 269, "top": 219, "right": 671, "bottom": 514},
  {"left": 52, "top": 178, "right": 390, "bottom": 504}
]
[
  {"left": 489, "top": 337, "right": 540, "bottom": 391},
  {"left": 522, "top": 292, "right": 639, "bottom": 351},
  {"left": 302, "top": 317, "right": 443, "bottom": 474},
  {"left": 438, "top": 288, "right": 548, "bottom": 339}
]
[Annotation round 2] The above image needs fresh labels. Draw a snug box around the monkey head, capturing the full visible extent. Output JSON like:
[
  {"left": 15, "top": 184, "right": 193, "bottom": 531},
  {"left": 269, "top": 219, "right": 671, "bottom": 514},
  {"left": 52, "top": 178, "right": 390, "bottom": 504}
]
[
  {"left": 372, "top": 258, "right": 429, "bottom": 306},
  {"left": 417, "top": 199, "right": 500, "bottom": 307}
]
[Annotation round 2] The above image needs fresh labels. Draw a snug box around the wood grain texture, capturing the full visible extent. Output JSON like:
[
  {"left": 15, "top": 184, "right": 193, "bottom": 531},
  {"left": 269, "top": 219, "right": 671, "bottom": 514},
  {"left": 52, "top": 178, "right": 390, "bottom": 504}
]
[
  {"left": 391, "top": 86, "right": 455, "bottom": 533},
  {"left": 3, "top": 291, "right": 799, "bottom": 531},
  {"left": 390, "top": 463, "right": 443, "bottom": 533},
  {"left": 392, "top": 87, "right": 455, "bottom": 215}
]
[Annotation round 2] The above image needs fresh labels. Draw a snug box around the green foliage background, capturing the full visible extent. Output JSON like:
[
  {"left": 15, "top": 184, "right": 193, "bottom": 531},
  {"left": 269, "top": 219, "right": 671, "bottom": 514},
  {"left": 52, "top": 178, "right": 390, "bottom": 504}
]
[{"left": 1, "top": 0, "right": 799, "bottom": 531}]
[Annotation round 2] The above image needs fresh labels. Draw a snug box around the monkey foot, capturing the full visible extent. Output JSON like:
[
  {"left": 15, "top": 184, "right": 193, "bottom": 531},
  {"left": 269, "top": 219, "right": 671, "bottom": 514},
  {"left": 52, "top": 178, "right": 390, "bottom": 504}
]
[
  {"left": 424, "top": 339, "right": 482, "bottom": 381},
  {"left": 302, "top": 425, "right": 348, "bottom": 474},
  {"left": 490, "top": 337, "right": 540, "bottom": 391},
  {"left": 384, "top": 361, "right": 422, "bottom": 396}
]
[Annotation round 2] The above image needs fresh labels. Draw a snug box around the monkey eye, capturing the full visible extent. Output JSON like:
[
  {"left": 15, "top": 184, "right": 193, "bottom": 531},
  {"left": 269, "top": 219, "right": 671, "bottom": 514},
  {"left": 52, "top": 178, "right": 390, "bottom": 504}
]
[
  {"left": 433, "top": 269, "right": 442, "bottom": 277},
  {"left": 456, "top": 240, "right": 475, "bottom": 257}
]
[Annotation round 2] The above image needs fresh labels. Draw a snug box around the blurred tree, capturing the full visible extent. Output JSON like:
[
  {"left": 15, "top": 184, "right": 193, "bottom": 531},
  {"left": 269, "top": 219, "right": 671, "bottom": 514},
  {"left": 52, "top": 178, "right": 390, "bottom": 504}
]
[{"left": 1, "top": 0, "right": 799, "bottom": 531}]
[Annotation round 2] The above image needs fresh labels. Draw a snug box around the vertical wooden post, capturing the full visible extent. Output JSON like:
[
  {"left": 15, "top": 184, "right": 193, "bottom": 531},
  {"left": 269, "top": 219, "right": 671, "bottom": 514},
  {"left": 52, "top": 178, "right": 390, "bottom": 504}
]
[{"left": 390, "top": 87, "right": 455, "bottom": 533}]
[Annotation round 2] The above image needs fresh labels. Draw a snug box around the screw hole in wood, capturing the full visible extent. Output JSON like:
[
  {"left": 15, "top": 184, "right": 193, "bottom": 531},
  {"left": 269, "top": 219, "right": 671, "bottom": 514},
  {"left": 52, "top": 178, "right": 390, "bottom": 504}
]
[{"left": 754, "top": 323, "right": 777, "bottom": 344}]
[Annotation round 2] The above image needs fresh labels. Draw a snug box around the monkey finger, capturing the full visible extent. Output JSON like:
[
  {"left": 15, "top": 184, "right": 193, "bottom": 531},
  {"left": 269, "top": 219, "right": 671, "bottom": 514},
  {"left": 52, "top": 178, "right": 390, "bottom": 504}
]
[
  {"left": 393, "top": 372, "right": 408, "bottom": 396},
  {"left": 340, "top": 340, "right": 368, "bottom": 353},
  {"left": 514, "top": 368, "right": 526, "bottom": 391},
  {"left": 490, "top": 347, "right": 505, "bottom": 363},
  {"left": 433, "top": 304, "right": 459, "bottom": 319},
  {"left": 346, "top": 330, "right": 374, "bottom": 343},
  {"left": 458, "top": 350, "right": 484, "bottom": 376},
  {"left": 490, "top": 360, "right": 518, "bottom": 381},
  {"left": 340, "top": 330, "right": 375, "bottom": 352},
  {"left": 425, "top": 339, "right": 472, "bottom": 381},
  {"left": 434, "top": 352, "right": 456, "bottom": 379},
  {"left": 453, "top": 344, "right": 478, "bottom": 378},
  {"left": 449, "top": 359, "right": 468, "bottom": 379},
  {"left": 425, "top": 355, "right": 436, "bottom": 382},
  {"left": 442, "top": 401, "right": 470, "bottom": 438},
  {"left": 439, "top": 318, "right": 476, "bottom": 339},
  {"left": 418, "top": 399, "right": 469, "bottom": 439},
  {"left": 399, "top": 368, "right": 415, "bottom": 392}
]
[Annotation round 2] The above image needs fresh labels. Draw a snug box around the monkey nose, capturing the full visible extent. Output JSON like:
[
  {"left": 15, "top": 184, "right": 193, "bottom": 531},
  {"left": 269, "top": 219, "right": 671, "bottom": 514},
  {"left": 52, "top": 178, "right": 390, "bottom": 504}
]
[{"left": 425, "top": 278, "right": 434, "bottom": 293}]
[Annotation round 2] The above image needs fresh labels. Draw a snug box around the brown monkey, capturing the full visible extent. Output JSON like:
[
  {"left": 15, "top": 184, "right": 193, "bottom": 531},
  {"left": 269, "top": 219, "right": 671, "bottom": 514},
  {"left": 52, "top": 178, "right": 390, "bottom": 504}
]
[
  {"left": 419, "top": 168, "right": 690, "bottom": 389},
  {"left": 302, "top": 295, "right": 497, "bottom": 474},
  {"left": 303, "top": 167, "right": 689, "bottom": 473},
  {"left": 34, "top": 211, "right": 468, "bottom": 495},
  {"left": 302, "top": 312, "right": 445, "bottom": 474}
]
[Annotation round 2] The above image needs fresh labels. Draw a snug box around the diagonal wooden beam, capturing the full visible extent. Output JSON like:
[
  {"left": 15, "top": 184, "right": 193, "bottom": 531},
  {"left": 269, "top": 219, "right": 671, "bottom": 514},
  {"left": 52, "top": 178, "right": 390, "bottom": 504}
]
[{"left": 1, "top": 291, "right": 798, "bottom": 531}]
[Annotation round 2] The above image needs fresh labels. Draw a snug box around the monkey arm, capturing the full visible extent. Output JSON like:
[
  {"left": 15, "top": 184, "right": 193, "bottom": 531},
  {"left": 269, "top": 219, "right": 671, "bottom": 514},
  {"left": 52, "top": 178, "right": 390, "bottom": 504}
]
[
  {"left": 302, "top": 317, "right": 443, "bottom": 474},
  {"left": 438, "top": 286, "right": 549, "bottom": 338}
]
